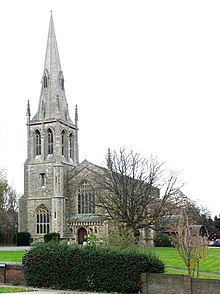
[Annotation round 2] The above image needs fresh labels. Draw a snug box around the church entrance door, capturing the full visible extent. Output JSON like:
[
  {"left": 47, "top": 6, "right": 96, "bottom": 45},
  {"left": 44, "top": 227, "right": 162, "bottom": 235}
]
[{"left": 78, "top": 228, "right": 87, "bottom": 244}]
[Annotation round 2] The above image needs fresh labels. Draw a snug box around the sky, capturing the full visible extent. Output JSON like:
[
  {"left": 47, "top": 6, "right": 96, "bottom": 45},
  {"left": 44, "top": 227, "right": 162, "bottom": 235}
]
[{"left": 0, "top": 0, "right": 220, "bottom": 217}]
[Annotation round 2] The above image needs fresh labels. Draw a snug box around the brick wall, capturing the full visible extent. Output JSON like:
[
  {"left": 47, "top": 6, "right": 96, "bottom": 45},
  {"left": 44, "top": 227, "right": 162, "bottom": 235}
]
[{"left": 0, "top": 263, "right": 25, "bottom": 285}]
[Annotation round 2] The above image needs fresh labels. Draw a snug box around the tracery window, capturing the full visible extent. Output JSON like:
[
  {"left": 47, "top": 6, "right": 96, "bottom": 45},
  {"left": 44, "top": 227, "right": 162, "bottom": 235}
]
[
  {"left": 78, "top": 181, "right": 95, "bottom": 214},
  {"left": 36, "top": 205, "right": 50, "bottom": 234},
  {"left": 35, "top": 130, "right": 41, "bottom": 156},
  {"left": 47, "top": 128, "right": 53, "bottom": 155}
]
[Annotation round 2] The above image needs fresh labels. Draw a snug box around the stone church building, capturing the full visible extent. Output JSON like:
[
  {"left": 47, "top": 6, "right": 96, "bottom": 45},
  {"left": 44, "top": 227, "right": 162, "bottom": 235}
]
[
  {"left": 19, "top": 14, "right": 153, "bottom": 245},
  {"left": 18, "top": 14, "right": 109, "bottom": 244}
]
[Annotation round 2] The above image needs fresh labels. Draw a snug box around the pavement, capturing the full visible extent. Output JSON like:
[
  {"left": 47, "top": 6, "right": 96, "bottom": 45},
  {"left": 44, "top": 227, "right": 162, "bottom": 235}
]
[
  {"left": 0, "top": 284, "right": 79, "bottom": 293},
  {"left": 0, "top": 246, "right": 31, "bottom": 251},
  {"left": 0, "top": 284, "right": 98, "bottom": 293}
]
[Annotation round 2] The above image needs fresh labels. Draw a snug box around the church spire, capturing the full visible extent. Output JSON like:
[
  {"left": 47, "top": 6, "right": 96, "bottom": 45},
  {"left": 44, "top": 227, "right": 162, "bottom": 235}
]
[{"left": 32, "top": 13, "right": 73, "bottom": 124}]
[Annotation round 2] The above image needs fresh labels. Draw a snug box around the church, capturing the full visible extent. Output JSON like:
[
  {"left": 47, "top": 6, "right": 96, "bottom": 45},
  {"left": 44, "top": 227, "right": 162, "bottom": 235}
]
[
  {"left": 18, "top": 14, "right": 154, "bottom": 246},
  {"left": 19, "top": 14, "right": 109, "bottom": 244}
]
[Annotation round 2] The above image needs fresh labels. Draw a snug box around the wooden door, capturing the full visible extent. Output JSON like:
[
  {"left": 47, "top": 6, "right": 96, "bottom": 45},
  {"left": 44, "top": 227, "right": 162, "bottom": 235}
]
[{"left": 78, "top": 227, "right": 87, "bottom": 244}]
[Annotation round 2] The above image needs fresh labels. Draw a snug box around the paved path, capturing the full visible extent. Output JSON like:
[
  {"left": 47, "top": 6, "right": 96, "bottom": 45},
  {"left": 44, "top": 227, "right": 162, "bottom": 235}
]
[
  {"left": 0, "top": 284, "right": 99, "bottom": 293},
  {"left": 0, "top": 246, "right": 31, "bottom": 251}
]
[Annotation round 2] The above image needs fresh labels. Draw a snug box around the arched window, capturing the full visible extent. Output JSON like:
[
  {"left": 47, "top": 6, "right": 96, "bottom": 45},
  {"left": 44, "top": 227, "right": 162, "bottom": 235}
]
[
  {"left": 36, "top": 204, "right": 50, "bottom": 234},
  {"left": 78, "top": 181, "right": 95, "bottom": 214},
  {"left": 69, "top": 133, "right": 73, "bottom": 160},
  {"left": 61, "top": 130, "right": 66, "bottom": 156},
  {"left": 47, "top": 128, "right": 53, "bottom": 155},
  {"left": 35, "top": 130, "right": 41, "bottom": 156}
]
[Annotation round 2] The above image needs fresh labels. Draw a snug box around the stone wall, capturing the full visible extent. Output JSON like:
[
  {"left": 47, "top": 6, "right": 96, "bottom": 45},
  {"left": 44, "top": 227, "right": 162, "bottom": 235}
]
[{"left": 141, "top": 273, "right": 220, "bottom": 294}]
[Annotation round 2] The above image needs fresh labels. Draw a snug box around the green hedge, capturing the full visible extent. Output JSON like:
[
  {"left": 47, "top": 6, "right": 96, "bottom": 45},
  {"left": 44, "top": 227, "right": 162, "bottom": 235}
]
[
  {"left": 16, "top": 232, "right": 30, "bottom": 246},
  {"left": 44, "top": 232, "right": 60, "bottom": 243},
  {"left": 154, "top": 232, "right": 172, "bottom": 247},
  {"left": 22, "top": 242, "right": 164, "bottom": 292}
]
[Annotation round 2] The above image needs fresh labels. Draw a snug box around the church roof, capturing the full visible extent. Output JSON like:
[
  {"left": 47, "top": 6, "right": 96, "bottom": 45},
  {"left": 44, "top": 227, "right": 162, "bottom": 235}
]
[
  {"left": 70, "top": 159, "right": 104, "bottom": 176},
  {"left": 68, "top": 215, "right": 103, "bottom": 226},
  {"left": 32, "top": 13, "right": 74, "bottom": 125}
]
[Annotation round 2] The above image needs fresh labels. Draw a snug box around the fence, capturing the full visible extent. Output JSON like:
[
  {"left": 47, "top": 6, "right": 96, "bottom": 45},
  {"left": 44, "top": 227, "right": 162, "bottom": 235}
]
[{"left": 0, "top": 233, "right": 16, "bottom": 245}]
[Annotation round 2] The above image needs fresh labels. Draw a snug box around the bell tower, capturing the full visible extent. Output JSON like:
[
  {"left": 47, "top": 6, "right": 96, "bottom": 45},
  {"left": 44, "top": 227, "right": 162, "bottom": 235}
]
[{"left": 19, "top": 13, "right": 78, "bottom": 240}]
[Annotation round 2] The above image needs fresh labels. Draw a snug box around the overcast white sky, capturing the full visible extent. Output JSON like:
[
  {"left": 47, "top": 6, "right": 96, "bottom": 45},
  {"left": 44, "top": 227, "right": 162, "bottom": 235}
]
[{"left": 0, "top": 1, "right": 220, "bottom": 217}]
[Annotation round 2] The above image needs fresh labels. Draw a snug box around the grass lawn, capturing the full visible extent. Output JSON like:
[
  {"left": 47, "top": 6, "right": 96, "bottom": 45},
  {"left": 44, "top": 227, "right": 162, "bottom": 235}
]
[
  {"left": 0, "top": 251, "right": 24, "bottom": 262},
  {"left": 150, "top": 247, "right": 220, "bottom": 276},
  {"left": 0, "top": 287, "right": 33, "bottom": 293}
]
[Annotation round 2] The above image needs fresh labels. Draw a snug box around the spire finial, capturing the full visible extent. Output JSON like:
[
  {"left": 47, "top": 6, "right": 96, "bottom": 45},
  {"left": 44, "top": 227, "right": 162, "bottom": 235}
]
[
  {"left": 75, "top": 104, "right": 78, "bottom": 119},
  {"left": 26, "top": 100, "right": 31, "bottom": 123},
  {"left": 75, "top": 104, "right": 78, "bottom": 126}
]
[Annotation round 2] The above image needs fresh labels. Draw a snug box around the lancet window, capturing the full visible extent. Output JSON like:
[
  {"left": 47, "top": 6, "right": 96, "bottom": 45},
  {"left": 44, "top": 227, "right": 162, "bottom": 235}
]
[
  {"left": 47, "top": 128, "right": 53, "bottom": 155},
  {"left": 40, "top": 173, "right": 45, "bottom": 188},
  {"left": 61, "top": 130, "right": 66, "bottom": 156},
  {"left": 35, "top": 130, "right": 41, "bottom": 156},
  {"left": 43, "top": 70, "right": 49, "bottom": 88},
  {"left": 59, "top": 71, "right": 64, "bottom": 90},
  {"left": 69, "top": 133, "right": 73, "bottom": 160}
]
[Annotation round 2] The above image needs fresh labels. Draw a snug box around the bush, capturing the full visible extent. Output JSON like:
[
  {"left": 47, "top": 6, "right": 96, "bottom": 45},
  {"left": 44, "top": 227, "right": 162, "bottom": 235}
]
[
  {"left": 44, "top": 232, "right": 60, "bottom": 243},
  {"left": 85, "top": 233, "right": 100, "bottom": 247},
  {"left": 16, "top": 232, "right": 30, "bottom": 246},
  {"left": 22, "top": 242, "right": 164, "bottom": 292},
  {"left": 107, "top": 225, "right": 135, "bottom": 247},
  {"left": 154, "top": 232, "right": 172, "bottom": 247}
]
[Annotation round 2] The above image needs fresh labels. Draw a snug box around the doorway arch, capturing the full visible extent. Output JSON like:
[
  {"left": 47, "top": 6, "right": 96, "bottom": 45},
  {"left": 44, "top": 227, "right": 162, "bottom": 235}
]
[{"left": 78, "top": 227, "right": 87, "bottom": 244}]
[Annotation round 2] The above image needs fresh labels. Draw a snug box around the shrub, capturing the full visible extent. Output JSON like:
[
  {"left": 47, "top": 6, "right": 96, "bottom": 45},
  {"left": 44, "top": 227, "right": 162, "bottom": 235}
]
[
  {"left": 85, "top": 233, "right": 100, "bottom": 247},
  {"left": 22, "top": 242, "right": 164, "bottom": 292},
  {"left": 44, "top": 232, "right": 60, "bottom": 243},
  {"left": 107, "top": 225, "right": 135, "bottom": 247},
  {"left": 154, "top": 232, "right": 172, "bottom": 247},
  {"left": 16, "top": 232, "right": 30, "bottom": 246}
]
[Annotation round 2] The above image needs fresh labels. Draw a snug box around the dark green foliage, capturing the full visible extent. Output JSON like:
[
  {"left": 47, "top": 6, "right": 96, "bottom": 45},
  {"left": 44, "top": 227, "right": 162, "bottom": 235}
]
[
  {"left": 16, "top": 232, "right": 30, "bottom": 246},
  {"left": 154, "top": 232, "right": 172, "bottom": 247},
  {"left": 22, "top": 242, "right": 164, "bottom": 293},
  {"left": 44, "top": 232, "right": 60, "bottom": 243}
]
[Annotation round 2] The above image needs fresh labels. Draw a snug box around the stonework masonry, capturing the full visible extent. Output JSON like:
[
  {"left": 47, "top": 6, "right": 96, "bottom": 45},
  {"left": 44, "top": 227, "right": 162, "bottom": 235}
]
[{"left": 141, "top": 273, "right": 220, "bottom": 294}]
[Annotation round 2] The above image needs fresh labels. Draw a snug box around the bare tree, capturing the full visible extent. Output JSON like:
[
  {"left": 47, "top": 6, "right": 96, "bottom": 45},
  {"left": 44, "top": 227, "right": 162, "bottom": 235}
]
[
  {"left": 171, "top": 211, "right": 208, "bottom": 277},
  {"left": 93, "top": 148, "right": 181, "bottom": 233},
  {"left": 0, "top": 169, "right": 9, "bottom": 210}
]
